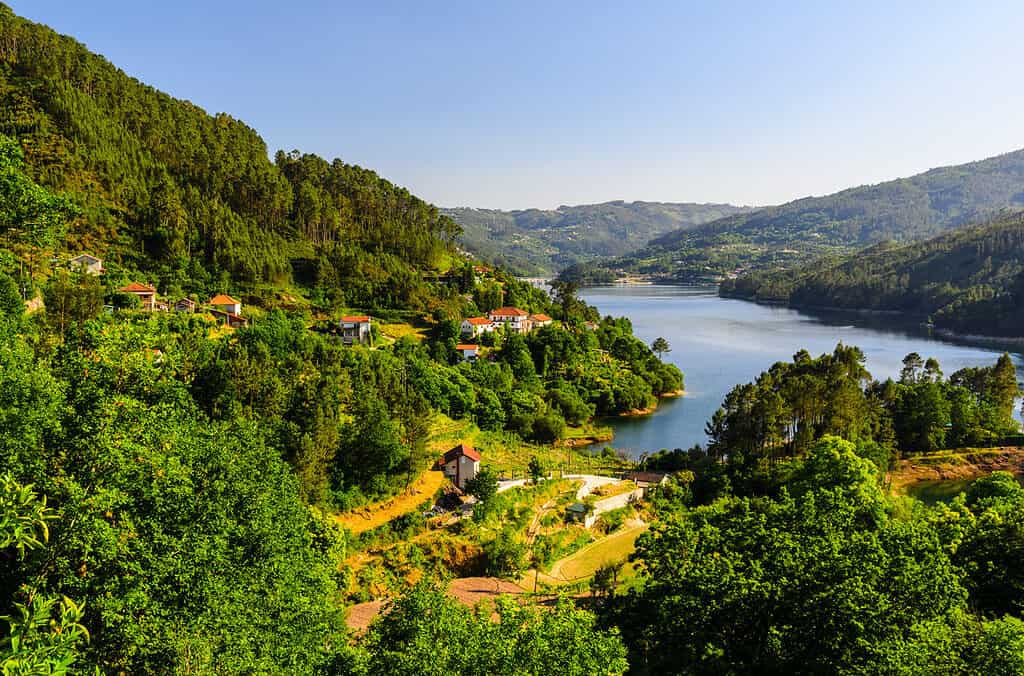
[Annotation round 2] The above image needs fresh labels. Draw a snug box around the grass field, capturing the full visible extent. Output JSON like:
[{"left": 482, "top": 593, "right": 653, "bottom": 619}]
[
  {"left": 335, "top": 470, "right": 445, "bottom": 534},
  {"left": 518, "top": 522, "right": 648, "bottom": 589}
]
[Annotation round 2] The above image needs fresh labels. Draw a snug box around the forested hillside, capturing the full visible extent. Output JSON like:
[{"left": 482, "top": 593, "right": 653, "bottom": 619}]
[
  {"left": 446, "top": 200, "right": 754, "bottom": 275},
  {"left": 595, "top": 148, "right": 1024, "bottom": 281},
  {"left": 721, "top": 212, "right": 1024, "bottom": 337},
  {"left": 0, "top": 3, "right": 459, "bottom": 309}
]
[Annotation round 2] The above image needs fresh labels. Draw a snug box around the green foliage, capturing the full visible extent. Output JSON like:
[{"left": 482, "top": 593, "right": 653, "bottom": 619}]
[
  {"left": 0, "top": 476, "right": 90, "bottom": 676},
  {"left": 705, "top": 345, "right": 1017, "bottom": 489},
  {"left": 1, "top": 594, "right": 91, "bottom": 676},
  {"left": 359, "top": 585, "right": 628, "bottom": 675},
  {"left": 0, "top": 474, "right": 54, "bottom": 557},
  {"left": 610, "top": 437, "right": 970, "bottom": 674}
]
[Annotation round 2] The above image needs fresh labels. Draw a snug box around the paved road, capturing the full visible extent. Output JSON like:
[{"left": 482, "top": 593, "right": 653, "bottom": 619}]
[{"left": 497, "top": 474, "right": 619, "bottom": 499}]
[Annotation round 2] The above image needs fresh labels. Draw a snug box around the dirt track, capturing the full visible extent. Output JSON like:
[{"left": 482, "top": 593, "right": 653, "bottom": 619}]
[{"left": 345, "top": 577, "right": 528, "bottom": 633}]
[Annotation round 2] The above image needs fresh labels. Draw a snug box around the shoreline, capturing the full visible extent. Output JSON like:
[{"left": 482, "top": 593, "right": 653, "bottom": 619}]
[{"left": 721, "top": 292, "right": 1024, "bottom": 348}]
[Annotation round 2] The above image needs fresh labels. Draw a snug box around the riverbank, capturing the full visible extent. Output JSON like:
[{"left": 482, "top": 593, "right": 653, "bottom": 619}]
[
  {"left": 721, "top": 291, "right": 1024, "bottom": 347},
  {"left": 619, "top": 390, "right": 686, "bottom": 418}
]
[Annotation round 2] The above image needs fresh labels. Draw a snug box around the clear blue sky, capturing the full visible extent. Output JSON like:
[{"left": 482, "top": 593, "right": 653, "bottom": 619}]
[{"left": 13, "top": 1, "right": 1024, "bottom": 210}]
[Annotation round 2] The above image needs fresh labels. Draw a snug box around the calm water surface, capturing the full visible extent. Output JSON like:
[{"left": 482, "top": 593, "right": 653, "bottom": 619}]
[{"left": 579, "top": 285, "right": 1024, "bottom": 458}]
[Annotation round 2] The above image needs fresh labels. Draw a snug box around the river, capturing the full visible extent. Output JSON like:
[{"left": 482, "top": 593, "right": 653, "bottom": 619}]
[{"left": 579, "top": 285, "right": 1024, "bottom": 458}]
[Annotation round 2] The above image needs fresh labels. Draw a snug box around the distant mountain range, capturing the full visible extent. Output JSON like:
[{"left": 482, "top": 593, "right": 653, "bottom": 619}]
[
  {"left": 445, "top": 201, "right": 755, "bottom": 275},
  {"left": 581, "top": 148, "right": 1024, "bottom": 282},
  {"left": 720, "top": 211, "right": 1024, "bottom": 337}
]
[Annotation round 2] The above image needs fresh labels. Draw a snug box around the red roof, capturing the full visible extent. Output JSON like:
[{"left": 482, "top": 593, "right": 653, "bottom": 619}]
[
  {"left": 209, "top": 294, "right": 240, "bottom": 305},
  {"left": 531, "top": 313, "right": 552, "bottom": 322},
  {"left": 456, "top": 344, "right": 479, "bottom": 351},
  {"left": 443, "top": 443, "right": 481, "bottom": 463},
  {"left": 465, "top": 317, "right": 492, "bottom": 325},
  {"left": 120, "top": 282, "right": 156, "bottom": 293},
  {"left": 490, "top": 307, "right": 528, "bottom": 317},
  {"left": 341, "top": 315, "right": 370, "bottom": 323}
]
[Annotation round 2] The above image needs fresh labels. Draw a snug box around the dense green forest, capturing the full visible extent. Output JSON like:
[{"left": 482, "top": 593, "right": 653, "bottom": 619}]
[
  {"left": 446, "top": 201, "right": 754, "bottom": 276},
  {"left": 0, "top": 3, "right": 460, "bottom": 311},
  {"left": 721, "top": 212, "right": 1024, "bottom": 337},
  {"left": 572, "top": 147, "right": 1024, "bottom": 283}
]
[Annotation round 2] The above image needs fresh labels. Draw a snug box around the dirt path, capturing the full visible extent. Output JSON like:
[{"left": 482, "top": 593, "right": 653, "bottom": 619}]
[
  {"left": 345, "top": 577, "right": 528, "bottom": 633},
  {"left": 334, "top": 470, "right": 445, "bottom": 534}
]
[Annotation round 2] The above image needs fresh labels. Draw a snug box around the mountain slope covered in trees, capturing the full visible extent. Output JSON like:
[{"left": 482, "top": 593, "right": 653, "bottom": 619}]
[
  {"left": 446, "top": 200, "right": 754, "bottom": 275},
  {"left": 599, "top": 149, "right": 1024, "bottom": 281},
  {"left": 721, "top": 212, "right": 1024, "bottom": 337},
  {"left": 0, "top": 3, "right": 459, "bottom": 309}
]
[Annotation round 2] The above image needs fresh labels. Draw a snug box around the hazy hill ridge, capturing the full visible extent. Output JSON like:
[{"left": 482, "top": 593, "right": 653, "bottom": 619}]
[
  {"left": 607, "top": 148, "right": 1024, "bottom": 281},
  {"left": 445, "top": 200, "right": 755, "bottom": 275}
]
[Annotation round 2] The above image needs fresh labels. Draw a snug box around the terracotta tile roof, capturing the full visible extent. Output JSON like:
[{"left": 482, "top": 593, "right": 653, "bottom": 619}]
[
  {"left": 120, "top": 282, "right": 156, "bottom": 293},
  {"left": 443, "top": 443, "right": 481, "bottom": 463},
  {"left": 490, "top": 307, "right": 528, "bottom": 317},
  {"left": 456, "top": 344, "right": 479, "bottom": 350},
  {"left": 465, "top": 317, "right": 492, "bottom": 325},
  {"left": 530, "top": 313, "right": 552, "bottom": 322},
  {"left": 209, "top": 294, "right": 240, "bottom": 305},
  {"left": 341, "top": 315, "right": 371, "bottom": 323}
]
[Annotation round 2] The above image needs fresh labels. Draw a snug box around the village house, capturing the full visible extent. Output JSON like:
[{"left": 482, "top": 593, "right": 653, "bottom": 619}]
[
  {"left": 456, "top": 344, "right": 479, "bottom": 362},
  {"left": 625, "top": 471, "right": 671, "bottom": 497},
  {"left": 566, "top": 502, "right": 597, "bottom": 528},
  {"left": 488, "top": 306, "right": 530, "bottom": 333},
  {"left": 441, "top": 443, "right": 481, "bottom": 489},
  {"left": 530, "top": 313, "right": 552, "bottom": 328},
  {"left": 173, "top": 298, "right": 197, "bottom": 313},
  {"left": 210, "top": 309, "right": 248, "bottom": 328},
  {"left": 461, "top": 316, "right": 494, "bottom": 337},
  {"left": 209, "top": 294, "right": 242, "bottom": 315},
  {"left": 120, "top": 282, "right": 157, "bottom": 311},
  {"left": 69, "top": 254, "right": 103, "bottom": 275},
  {"left": 340, "top": 315, "right": 372, "bottom": 345}
]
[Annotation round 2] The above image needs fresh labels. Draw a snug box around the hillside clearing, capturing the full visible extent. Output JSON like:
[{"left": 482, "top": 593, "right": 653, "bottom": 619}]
[{"left": 335, "top": 470, "right": 445, "bottom": 534}]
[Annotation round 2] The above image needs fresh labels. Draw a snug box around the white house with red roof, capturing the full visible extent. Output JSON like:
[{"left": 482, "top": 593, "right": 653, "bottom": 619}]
[
  {"left": 120, "top": 282, "right": 157, "bottom": 311},
  {"left": 460, "top": 316, "right": 495, "bottom": 337},
  {"left": 340, "top": 315, "right": 372, "bottom": 345},
  {"left": 530, "top": 313, "right": 552, "bottom": 328},
  {"left": 488, "top": 306, "right": 530, "bottom": 333},
  {"left": 441, "top": 443, "right": 481, "bottom": 489},
  {"left": 209, "top": 294, "right": 242, "bottom": 315}
]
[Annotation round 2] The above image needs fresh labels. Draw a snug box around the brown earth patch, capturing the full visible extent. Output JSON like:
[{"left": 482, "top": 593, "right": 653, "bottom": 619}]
[{"left": 888, "top": 447, "right": 1024, "bottom": 492}]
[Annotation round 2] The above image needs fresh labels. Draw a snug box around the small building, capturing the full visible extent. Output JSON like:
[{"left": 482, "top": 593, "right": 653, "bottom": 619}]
[
  {"left": 456, "top": 344, "right": 479, "bottom": 362},
  {"left": 209, "top": 294, "right": 242, "bottom": 315},
  {"left": 340, "top": 315, "right": 372, "bottom": 345},
  {"left": 173, "top": 298, "right": 197, "bottom": 313},
  {"left": 441, "top": 443, "right": 481, "bottom": 490},
  {"left": 625, "top": 471, "right": 671, "bottom": 497},
  {"left": 69, "top": 254, "right": 104, "bottom": 275},
  {"left": 488, "top": 307, "right": 530, "bottom": 333},
  {"left": 461, "top": 316, "right": 495, "bottom": 337},
  {"left": 120, "top": 282, "right": 157, "bottom": 311},
  {"left": 210, "top": 309, "right": 248, "bottom": 328},
  {"left": 530, "top": 313, "right": 552, "bottom": 329},
  {"left": 567, "top": 502, "right": 597, "bottom": 528}
]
